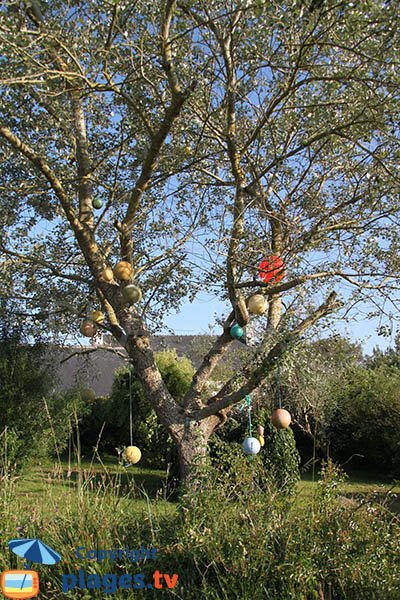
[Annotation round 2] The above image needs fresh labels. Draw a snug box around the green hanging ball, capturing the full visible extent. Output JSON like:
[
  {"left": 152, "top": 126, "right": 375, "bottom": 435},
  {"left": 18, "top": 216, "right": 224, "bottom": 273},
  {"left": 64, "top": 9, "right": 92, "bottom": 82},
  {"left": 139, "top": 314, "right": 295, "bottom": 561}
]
[
  {"left": 92, "top": 197, "right": 103, "bottom": 210},
  {"left": 122, "top": 284, "right": 142, "bottom": 304},
  {"left": 230, "top": 323, "right": 244, "bottom": 340}
]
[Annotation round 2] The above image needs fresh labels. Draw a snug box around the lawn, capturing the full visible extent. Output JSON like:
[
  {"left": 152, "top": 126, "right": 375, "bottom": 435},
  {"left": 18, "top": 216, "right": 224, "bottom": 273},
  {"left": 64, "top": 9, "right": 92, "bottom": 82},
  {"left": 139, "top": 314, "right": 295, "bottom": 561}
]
[
  {"left": 12, "top": 455, "right": 400, "bottom": 519},
  {"left": 2, "top": 456, "right": 399, "bottom": 599}
]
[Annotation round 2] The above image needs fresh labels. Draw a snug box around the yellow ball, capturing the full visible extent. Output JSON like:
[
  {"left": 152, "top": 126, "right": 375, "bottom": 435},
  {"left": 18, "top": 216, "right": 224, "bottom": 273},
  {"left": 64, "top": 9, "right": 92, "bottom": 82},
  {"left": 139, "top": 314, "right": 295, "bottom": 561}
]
[
  {"left": 113, "top": 261, "right": 133, "bottom": 281},
  {"left": 90, "top": 310, "right": 105, "bottom": 324},
  {"left": 101, "top": 266, "right": 114, "bottom": 282},
  {"left": 258, "top": 434, "right": 265, "bottom": 447},
  {"left": 248, "top": 294, "right": 268, "bottom": 315},
  {"left": 184, "top": 145, "right": 191, "bottom": 156},
  {"left": 123, "top": 446, "right": 141, "bottom": 464}
]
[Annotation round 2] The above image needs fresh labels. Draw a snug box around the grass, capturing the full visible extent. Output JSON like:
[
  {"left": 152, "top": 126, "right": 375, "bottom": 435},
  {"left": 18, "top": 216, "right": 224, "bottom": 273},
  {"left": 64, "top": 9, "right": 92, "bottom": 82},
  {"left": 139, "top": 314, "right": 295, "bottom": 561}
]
[
  {"left": 12, "top": 455, "right": 175, "bottom": 522},
  {"left": 1, "top": 456, "right": 400, "bottom": 599},
  {"left": 12, "top": 456, "right": 400, "bottom": 521}
]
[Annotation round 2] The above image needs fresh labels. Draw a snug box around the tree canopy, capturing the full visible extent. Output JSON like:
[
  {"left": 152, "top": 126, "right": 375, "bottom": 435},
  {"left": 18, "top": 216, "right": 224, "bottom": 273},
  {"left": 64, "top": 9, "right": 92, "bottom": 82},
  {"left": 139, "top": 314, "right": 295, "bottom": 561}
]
[{"left": 1, "top": 0, "right": 399, "bottom": 478}]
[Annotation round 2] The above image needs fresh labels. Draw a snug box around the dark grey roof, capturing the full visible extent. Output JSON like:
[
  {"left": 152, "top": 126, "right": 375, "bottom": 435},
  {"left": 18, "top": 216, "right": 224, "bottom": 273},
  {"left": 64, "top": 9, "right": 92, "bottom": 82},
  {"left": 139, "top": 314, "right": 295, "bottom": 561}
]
[{"left": 51, "top": 335, "right": 217, "bottom": 397}]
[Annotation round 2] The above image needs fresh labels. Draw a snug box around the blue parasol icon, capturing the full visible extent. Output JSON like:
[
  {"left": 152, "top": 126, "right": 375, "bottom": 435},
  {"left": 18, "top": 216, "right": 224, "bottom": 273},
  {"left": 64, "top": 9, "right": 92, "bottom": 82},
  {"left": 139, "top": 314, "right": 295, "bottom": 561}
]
[{"left": 8, "top": 538, "right": 61, "bottom": 568}]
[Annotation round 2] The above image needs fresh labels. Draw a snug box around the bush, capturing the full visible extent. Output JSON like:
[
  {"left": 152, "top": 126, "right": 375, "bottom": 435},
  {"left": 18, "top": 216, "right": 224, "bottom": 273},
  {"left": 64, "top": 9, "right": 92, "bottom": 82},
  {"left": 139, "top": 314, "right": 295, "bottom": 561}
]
[
  {"left": 261, "top": 415, "right": 301, "bottom": 494},
  {"left": 79, "top": 350, "right": 194, "bottom": 470},
  {"left": 328, "top": 364, "right": 400, "bottom": 474},
  {"left": 0, "top": 311, "right": 82, "bottom": 470}
]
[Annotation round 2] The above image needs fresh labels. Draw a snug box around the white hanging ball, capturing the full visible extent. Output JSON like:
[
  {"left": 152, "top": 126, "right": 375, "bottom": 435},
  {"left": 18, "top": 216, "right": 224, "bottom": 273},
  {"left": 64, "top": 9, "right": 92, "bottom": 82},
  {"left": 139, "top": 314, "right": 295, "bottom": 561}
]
[
  {"left": 248, "top": 294, "right": 268, "bottom": 315},
  {"left": 242, "top": 437, "right": 261, "bottom": 456}
]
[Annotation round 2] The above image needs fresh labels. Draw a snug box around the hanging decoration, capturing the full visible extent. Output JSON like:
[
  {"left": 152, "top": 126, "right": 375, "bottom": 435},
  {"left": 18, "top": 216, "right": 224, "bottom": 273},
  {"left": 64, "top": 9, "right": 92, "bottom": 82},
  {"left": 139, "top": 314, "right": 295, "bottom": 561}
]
[
  {"left": 242, "top": 394, "right": 261, "bottom": 456},
  {"left": 123, "top": 363, "right": 142, "bottom": 467},
  {"left": 90, "top": 310, "right": 105, "bottom": 324},
  {"left": 248, "top": 294, "right": 268, "bottom": 315},
  {"left": 113, "top": 261, "right": 133, "bottom": 281},
  {"left": 81, "top": 388, "right": 96, "bottom": 403},
  {"left": 122, "top": 284, "right": 142, "bottom": 304},
  {"left": 123, "top": 445, "right": 141, "bottom": 465},
  {"left": 80, "top": 320, "right": 97, "bottom": 337},
  {"left": 101, "top": 266, "right": 114, "bottom": 282},
  {"left": 257, "top": 424, "right": 265, "bottom": 447},
  {"left": 230, "top": 323, "right": 244, "bottom": 341},
  {"left": 271, "top": 408, "right": 291, "bottom": 429},
  {"left": 92, "top": 197, "right": 103, "bottom": 210},
  {"left": 271, "top": 363, "right": 292, "bottom": 429},
  {"left": 258, "top": 255, "right": 285, "bottom": 284}
]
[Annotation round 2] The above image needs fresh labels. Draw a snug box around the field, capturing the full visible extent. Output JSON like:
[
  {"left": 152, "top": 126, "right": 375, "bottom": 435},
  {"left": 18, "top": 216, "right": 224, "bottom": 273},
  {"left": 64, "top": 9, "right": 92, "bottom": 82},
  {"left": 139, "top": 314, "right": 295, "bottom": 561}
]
[{"left": 1, "top": 456, "right": 399, "bottom": 599}]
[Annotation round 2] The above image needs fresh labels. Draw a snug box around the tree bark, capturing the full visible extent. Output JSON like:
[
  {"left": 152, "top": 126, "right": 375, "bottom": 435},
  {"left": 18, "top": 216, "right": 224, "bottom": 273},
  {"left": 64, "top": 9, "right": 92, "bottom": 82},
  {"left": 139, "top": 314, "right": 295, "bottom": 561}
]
[{"left": 174, "top": 415, "right": 219, "bottom": 483}]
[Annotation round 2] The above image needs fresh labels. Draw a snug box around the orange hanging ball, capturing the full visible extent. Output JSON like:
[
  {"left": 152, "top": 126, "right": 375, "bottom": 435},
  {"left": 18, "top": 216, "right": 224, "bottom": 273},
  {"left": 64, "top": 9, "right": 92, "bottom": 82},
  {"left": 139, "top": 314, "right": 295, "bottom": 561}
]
[
  {"left": 271, "top": 408, "right": 292, "bottom": 429},
  {"left": 258, "top": 256, "right": 285, "bottom": 284},
  {"left": 113, "top": 261, "right": 133, "bottom": 281}
]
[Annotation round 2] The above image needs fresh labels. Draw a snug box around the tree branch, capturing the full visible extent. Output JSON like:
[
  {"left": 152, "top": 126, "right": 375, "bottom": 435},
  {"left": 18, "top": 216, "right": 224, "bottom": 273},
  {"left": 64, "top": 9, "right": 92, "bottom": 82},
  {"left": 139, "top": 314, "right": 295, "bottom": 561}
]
[{"left": 197, "top": 291, "right": 341, "bottom": 418}]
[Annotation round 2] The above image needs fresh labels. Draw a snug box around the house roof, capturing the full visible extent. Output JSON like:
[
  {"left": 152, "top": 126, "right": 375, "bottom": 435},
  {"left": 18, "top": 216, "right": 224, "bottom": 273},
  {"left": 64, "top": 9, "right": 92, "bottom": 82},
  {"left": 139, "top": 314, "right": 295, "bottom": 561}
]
[{"left": 51, "top": 335, "right": 222, "bottom": 397}]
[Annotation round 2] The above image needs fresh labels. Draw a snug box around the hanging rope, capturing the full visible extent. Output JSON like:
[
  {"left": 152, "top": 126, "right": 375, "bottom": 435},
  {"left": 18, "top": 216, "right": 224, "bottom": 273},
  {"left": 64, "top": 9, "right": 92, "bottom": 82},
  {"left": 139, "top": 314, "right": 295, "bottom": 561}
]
[
  {"left": 276, "top": 363, "right": 282, "bottom": 409},
  {"left": 128, "top": 363, "right": 133, "bottom": 446},
  {"left": 243, "top": 394, "right": 253, "bottom": 437}
]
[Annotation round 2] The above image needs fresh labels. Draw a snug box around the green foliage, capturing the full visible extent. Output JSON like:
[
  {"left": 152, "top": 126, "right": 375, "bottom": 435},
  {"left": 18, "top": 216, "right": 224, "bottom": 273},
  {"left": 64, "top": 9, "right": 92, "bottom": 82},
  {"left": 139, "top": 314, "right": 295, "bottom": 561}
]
[
  {"left": 261, "top": 416, "right": 301, "bottom": 494},
  {"left": 155, "top": 349, "right": 195, "bottom": 404},
  {"left": 0, "top": 305, "right": 80, "bottom": 471},
  {"left": 80, "top": 350, "right": 194, "bottom": 468},
  {"left": 170, "top": 458, "right": 400, "bottom": 599},
  {"left": 328, "top": 364, "right": 400, "bottom": 474},
  {"left": 1, "top": 456, "right": 399, "bottom": 599}
]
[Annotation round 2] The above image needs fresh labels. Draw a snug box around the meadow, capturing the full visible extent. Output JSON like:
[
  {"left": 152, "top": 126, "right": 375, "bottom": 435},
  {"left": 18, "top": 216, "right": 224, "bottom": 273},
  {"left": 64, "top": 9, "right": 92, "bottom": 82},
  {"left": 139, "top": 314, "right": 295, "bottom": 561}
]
[{"left": 1, "top": 454, "right": 399, "bottom": 600}]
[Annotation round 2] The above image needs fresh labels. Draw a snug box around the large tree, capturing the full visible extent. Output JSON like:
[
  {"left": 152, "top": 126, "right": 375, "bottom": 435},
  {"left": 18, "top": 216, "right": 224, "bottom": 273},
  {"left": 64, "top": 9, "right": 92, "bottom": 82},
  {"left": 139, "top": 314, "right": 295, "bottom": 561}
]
[{"left": 0, "top": 0, "right": 399, "bottom": 480}]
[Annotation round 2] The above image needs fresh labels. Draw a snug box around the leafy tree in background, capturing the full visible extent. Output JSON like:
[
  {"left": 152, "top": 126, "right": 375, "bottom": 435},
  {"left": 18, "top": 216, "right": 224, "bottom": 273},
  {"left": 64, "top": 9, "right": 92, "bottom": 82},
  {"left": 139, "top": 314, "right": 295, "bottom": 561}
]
[
  {"left": 81, "top": 350, "right": 194, "bottom": 468},
  {"left": 0, "top": 301, "right": 76, "bottom": 471},
  {"left": 0, "top": 1, "right": 399, "bottom": 481},
  {"left": 328, "top": 363, "right": 400, "bottom": 474}
]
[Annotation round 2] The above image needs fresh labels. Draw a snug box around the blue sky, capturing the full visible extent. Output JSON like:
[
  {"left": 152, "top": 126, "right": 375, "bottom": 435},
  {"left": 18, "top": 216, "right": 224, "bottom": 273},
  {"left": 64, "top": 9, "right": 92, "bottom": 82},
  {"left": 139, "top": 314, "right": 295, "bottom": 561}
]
[{"left": 162, "top": 293, "right": 394, "bottom": 356}]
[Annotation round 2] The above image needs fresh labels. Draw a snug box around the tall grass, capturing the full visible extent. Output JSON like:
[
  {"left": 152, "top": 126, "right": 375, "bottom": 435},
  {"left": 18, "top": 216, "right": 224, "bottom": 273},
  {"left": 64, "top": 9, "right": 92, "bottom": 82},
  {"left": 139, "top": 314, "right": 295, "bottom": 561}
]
[{"left": 1, "top": 418, "right": 399, "bottom": 599}]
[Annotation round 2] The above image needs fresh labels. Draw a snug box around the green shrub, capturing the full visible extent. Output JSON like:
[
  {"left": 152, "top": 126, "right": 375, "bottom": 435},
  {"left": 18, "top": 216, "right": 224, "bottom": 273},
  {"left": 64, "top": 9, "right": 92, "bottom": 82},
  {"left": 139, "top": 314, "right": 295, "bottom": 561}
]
[
  {"left": 0, "top": 313, "right": 83, "bottom": 470},
  {"left": 328, "top": 364, "right": 400, "bottom": 474},
  {"left": 80, "top": 350, "right": 194, "bottom": 470},
  {"left": 260, "top": 416, "right": 301, "bottom": 494}
]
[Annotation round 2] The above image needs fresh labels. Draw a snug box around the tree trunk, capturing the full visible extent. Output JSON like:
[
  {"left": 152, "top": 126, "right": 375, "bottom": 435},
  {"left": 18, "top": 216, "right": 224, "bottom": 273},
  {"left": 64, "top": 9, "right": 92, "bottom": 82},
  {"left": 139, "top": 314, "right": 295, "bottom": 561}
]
[{"left": 174, "top": 417, "right": 217, "bottom": 482}]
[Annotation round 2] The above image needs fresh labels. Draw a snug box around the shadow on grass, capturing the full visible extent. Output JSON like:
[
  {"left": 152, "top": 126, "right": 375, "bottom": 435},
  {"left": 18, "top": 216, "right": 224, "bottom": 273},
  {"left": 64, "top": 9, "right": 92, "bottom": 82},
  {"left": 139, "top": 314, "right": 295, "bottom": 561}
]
[{"left": 16, "top": 456, "right": 179, "bottom": 504}]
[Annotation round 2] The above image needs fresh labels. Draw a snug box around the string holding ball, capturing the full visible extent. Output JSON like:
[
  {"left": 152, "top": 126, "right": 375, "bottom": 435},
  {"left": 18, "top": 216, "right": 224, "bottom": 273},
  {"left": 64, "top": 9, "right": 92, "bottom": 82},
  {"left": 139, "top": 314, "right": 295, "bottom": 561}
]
[
  {"left": 122, "top": 284, "right": 142, "bottom": 304},
  {"left": 113, "top": 261, "right": 133, "bottom": 281},
  {"left": 271, "top": 408, "right": 292, "bottom": 429},
  {"left": 101, "top": 266, "right": 114, "bottom": 282},
  {"left": 242, "top": 437, "right": 261, "bottom": 456},
  {"left": 80, "top": 320, "right": 97, "bottom": 337},
  {"left": 123, "top": 446, "right": 141, "bottom": 465},
  {"left": 92, "top": 197, "right": 103, "bottom": 210},
  {"left": 90, "top": 310, "right": 105, "bottom": 324},
  {"left": 81, "top": 388, "right": 96, "bottom": 403},
  {"left": 248, "top": 294, "right": 268, "bottom": 315},
  {"left": 230, "top": 323, "right": 244, "bottom": 340},
  {"left": 258, "top": 255, "right": 285, "bottom": 284}
]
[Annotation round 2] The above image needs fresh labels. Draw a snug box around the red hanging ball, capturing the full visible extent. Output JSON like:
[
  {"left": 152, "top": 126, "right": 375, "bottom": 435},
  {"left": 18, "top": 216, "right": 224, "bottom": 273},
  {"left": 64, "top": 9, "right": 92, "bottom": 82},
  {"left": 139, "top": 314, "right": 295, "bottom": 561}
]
[{"left": 258, "top": 255, "right": 285, "bottom": 284}]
